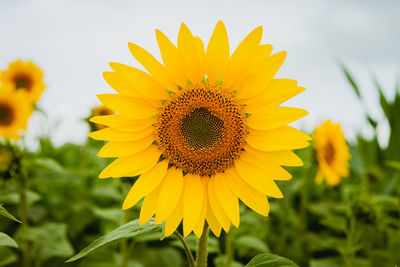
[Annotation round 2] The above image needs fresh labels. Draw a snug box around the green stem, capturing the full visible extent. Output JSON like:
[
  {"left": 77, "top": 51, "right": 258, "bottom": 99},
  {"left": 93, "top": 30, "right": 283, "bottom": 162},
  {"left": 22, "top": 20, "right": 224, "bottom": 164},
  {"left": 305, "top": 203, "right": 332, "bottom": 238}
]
[
  {"left": 174, "top": 231, "right": 196, "bottom": 267},
  {"left": 225, "top": 229, "right": 234, "bottom": 267},
  {"left": 18, "top": 166, "right": 31, "bottom": 267},
  {"left": 196, "top": 224, "right": 209, "bottom": 267}
]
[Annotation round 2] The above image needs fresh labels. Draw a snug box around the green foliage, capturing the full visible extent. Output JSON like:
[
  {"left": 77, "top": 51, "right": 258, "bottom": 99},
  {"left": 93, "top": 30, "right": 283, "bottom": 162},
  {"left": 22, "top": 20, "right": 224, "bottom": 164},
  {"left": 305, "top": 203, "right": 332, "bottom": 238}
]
[
  {"left": 245, "top": 253, "right": 299, "bottom": 267},
  {"left": 67, "top": 219, "right": 162, "bottom": 262}
]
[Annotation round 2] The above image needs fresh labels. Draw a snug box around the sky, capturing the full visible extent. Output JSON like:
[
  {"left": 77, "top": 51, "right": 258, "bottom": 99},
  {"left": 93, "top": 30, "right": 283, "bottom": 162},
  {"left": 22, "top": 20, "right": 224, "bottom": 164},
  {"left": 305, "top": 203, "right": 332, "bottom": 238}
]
[{"left": 0, "top": 0, "right": 399, "bottom": 147}]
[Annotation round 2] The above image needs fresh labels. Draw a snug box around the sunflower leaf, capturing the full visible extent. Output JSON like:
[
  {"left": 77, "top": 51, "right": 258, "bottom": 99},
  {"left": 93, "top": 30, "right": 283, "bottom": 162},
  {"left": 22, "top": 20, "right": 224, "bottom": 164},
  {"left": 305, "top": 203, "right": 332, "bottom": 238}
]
[
  {"left": 340, "top": 64, "right": 361, "bottom": 99},
  {"left": 0, "top": 205, "right": 21, "bottom": 223},
  {"left": 0, "top": 233, "right": 18, "bottom": 248},
  {"left": 245, "top": 253, "right": 299, "bottom": 267},
  {"left": 66, "top": 218, "right": 162, "bottom": 262}
]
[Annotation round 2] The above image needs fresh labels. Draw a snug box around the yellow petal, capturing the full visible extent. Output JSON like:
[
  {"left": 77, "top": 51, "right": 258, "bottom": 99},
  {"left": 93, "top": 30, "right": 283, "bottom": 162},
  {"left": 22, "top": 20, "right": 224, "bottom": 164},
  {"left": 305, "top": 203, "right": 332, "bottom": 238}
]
[
  {"left": 244, "top": 144, "right": 303, "bottom": 167},
  {"left": 205, "top": 21, "right": 229, "bottom": 84},
  {"left": 247, "top": 107, "right": 309, "bottom": 131},
  {"left": 98, "top": 146, "right": 161, "bottom": 178},
  {"left": 155, "top": 29, "right": 188, "bottom": 88},
  {"left": 214, "top": 172, "right": 239, "bottom": 227},
  {"left": 97, "top": 94, "right": 157, "bottom": 119},
  {"left": 155, "top": 168, "right": 184, "bottom": 224},
  {"left": 247, "top": 126, "right": 311, "bottom": 152},
  {"left": 122, "top": 160, "right": 169, "bottom": 210},
  {"left": 225, "top": 168, "right": 269, "bottom": 216},
  {"left": 164, "top": 195, "right": 183, "bottom": 237},
  {"left": 193, "top": 177, "right": 208, "bottom": 238},
  {"left": 88, "top": 126, "right": 154, "bottom": 141},
  {"left": 236, "top": 51, "right": 286, "bottom": 100},
  {"left": 223, "top": 26, "right": 263, "bottom": 89},
  {"left": 205, "top": 185, "right": 222, "bottom": 237},
  {"left": 234, "top": 155, "right": 283, "bottom": 198},
  {"left": 97, "top": 135, "right": 155, "bottom": 158},
  {"left": 90, "top": 115, "right": 154, "bottom": 132},
  {"left": 103, "top": 71, "right": 141, "bottom": 98},
  {"left": 139, "top": 186, "right": 161, "bottom": 225},
  {"left": 128, "top": 43, "right": 176, "bottom": 91},
  {"left": 183, "top": 174, "right": 204, "bottom": 237},
  {"left": 241, "top": 151, "right": 292, "bottom": 181},
  {"left": 109, "top": 63, "right": 169, "bottom": 99},
  {"left": 245, "top": 79, "right": 305, "bottom": 112},
  {"left": 177, "top": 23, "right": 204, "bottom": 84},
  {"left": 207, "top": 177, "right": 231, "bottom": 232}
]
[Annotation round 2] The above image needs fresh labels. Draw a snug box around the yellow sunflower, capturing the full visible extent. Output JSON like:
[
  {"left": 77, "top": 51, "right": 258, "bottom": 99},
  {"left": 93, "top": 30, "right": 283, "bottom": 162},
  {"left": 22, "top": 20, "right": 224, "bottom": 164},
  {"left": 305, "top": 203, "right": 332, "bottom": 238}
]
[
  {"left": 90, "top": 105, "right": 115, "bottom": 131},
  {"left": 0, "top": 60, "right": 45, "bottom": 103},
  {"left": 89, "top": 21, "right": 311, "bottom": 238},
  {"left": 0, "top": 85, "right": 33, "bottom": 140},
  {"left": 313, "top": 120, "right": 350, "bottom": 186}
]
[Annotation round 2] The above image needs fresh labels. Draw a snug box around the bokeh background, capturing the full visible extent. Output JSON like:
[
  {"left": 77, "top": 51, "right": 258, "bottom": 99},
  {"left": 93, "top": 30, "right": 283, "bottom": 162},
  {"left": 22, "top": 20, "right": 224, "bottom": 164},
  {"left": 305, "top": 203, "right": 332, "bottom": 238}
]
[{"left": 1, "top": 0, "right": 399, "bottom": 147}]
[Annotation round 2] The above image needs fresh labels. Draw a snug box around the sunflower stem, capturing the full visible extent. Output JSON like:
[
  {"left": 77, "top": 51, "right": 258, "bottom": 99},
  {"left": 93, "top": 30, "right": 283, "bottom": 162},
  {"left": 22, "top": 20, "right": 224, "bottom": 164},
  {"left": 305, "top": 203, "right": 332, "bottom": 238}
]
[
  {"left": 196, "top": 224, "right": 209, "bottom": 267},
  {"left": 174, "top": 231, "right": 196, "bottom": 267},
  {"left": 225, "top": 229, "right": 234, "bottom": 267}
]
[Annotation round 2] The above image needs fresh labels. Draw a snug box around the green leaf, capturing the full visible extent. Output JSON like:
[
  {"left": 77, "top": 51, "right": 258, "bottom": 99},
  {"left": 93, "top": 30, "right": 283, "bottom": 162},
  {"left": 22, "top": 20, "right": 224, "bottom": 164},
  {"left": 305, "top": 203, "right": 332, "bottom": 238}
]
[
  {"left": 245, "top": 253, "right": 299, "bottom": 267},
  {"left": 0, "top": 233, "right": 18, "bottom": 248},
  {"left": 0, "top": 247, "right": 18, "bottom": 267},
  {"left": 15, "top": 223, "right": 74, "bottom": 261},
  {"left": 385, "top": 160, "right": 400, "bottom": 170},
  {"left": 0, "top": 204, "right": 21, "bottom": 223},
  {"left": 320, "top": 216, "right": 347, "bottom": 233},
  {"left": 0, "top": 191, "right": 41, "bottom": 206},
  {"left": 66, "top": 218, "right": 163, "bottom": 262},
  {"left": 31, "top": 157, "right": 65, "bottom": 173},
  {"left": 341, "top": 64, "right": 361, "bottom": 99},
  {"left": 214, "top": 255, "right": 244, "bottom": 267},
  {"left": 235, "top": 235, "right": 269, "bottom": 257}
]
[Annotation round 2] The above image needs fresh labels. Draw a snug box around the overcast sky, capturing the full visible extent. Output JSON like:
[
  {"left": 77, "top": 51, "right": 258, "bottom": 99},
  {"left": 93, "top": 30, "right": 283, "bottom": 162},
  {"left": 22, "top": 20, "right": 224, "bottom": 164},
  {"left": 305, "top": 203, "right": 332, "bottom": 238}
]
[{"left": 1, "top": 0, "right": 399, "bottom": 147}]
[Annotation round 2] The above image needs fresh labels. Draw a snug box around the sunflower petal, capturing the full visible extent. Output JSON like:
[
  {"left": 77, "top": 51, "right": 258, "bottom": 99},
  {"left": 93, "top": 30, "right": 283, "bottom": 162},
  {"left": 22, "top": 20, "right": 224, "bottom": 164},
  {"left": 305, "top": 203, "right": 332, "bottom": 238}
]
[
  {"left": 247, "top": 107, "right": 309, "bottom": 131},
  {"left": 164, "top": 195, "right": 183, "bottom": 237},
  {"left": 205, "top": 21, "right": 229, "bottom": 84},
  {"left": 208, "top": 177, "right": 231, "bottom": 232},
  {"left": 247, "top": 126, "right": 311, "bottom": 152},
  {"left": 177, "top": 23, "right": 204, "bottom": 84},
  {"left": 155, "top": 29, "right": 188, "bottom": 88},
  {"left": 223, "top": 26, "right": 263, "bottom": 89},
  {"left": 214, "top": 172, "right": 239, "bottom": 227},
  {"left": 234, "top": 156, "right": 284, "bottom": 198},
  {"left": 88, "top": 127, "right": 154, "bottom": 142},
  {"left": 103, "top": 71, "right": 140, "bottom": 97},
  {"left": 183, "top": 174, "right": 204, "bottom": 237},
  {"left": 225, "top": 168, "right": 269, "bottom": 216},
  {"left": 139, "top": 186, "right": 161, "bottom": 225},
  {"left": 97, "top": 94, "right": 157, "bottom": 119},
  {"left": 90, "top": 115, "right": 154, "bottom": 132},
  {"left": 244, "top": 145, "right": 303, "bottom": 167},
  {"left": 155, "top": 168, "right": 184, "bottom": 224},
  {"left": 205, "top": 183, "right": 222, "bottom": 237},
  {"left": 98, "top": 146, "right": 161, "bottom": 178},
  {"left": 97, "top": 135, "right": 155, "bottom": 158},
  {"left": 193, "top": 177, "right": 208, "bottom": 238},
  {"left": 109, "top": 63, "right": 169, "bottom": 99},
  {"left": 122, "top": 160, "right": 169, "bottom": 209},
  {"left": 128, "top": 43, "right": 176, "bottom": 91}
]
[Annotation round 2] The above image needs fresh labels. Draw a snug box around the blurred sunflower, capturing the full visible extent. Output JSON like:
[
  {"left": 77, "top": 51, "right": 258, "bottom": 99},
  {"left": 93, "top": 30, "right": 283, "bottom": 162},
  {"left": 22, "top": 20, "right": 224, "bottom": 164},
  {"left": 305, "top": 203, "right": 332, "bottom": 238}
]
[
  {"left": 90, "top": 105, "right": 115, "bottom": 131},
  {"left": 0, "top": 60, "right": 45, "bottom": 103},
  {"left": 89, "top": 21, "right": 310, "bottom": 237},
  {"left": 313, "top": 120, "right": 350, "bottom": 186},
  {"left": 0, "top": 85, "right": 33, "bottom": 140}
]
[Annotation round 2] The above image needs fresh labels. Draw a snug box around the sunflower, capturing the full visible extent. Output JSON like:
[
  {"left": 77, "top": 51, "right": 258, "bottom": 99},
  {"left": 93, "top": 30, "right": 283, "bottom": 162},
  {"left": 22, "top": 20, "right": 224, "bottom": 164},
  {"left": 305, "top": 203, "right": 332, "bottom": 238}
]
[
  {"left": 313, "top": 120, "right": 350, "bottom": 186},
  {"left": 0, "top": 60, "right": 45, "bottom": 103},
  {"left": 90, "top": 105, "right": 116, "bottom": 131},
  {"left": 0, "top": 85, "right": 33, "bottom": 140},
  {"left": 89, "top": 21, "right": 311, "bottom": 238}
]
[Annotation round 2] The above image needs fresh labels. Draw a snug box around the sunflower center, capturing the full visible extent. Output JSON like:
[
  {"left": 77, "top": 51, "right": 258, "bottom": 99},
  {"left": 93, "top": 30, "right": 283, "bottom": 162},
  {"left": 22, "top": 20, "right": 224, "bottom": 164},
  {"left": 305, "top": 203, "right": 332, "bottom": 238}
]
[
  {"left": 14, "top": 75, "right": 32, "bottom": 91},
  {"left": 156, "top": 83, "right": 247, "bottom": 176},
  {"left": 180, "top": 107, "right": 224, "bottom": 151},
  {"left": 324, "top": 142, "right": 335, "bottom": 165},
  {"left": 0, "top": 104, "right": 14, "bottom": 126}
]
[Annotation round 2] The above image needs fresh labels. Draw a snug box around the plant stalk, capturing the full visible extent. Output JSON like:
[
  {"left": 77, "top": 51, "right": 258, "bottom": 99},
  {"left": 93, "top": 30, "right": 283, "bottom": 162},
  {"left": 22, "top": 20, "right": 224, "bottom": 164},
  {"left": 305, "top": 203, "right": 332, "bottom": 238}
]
[
  {"left": 18, "top": 165, "right": 31, "bottom": 267},
  {"left": 174, "top": 231, "right": 196, "bottom": 267},
  {"left": 196, "top": 224, "right": 209, "bottom": 267}
]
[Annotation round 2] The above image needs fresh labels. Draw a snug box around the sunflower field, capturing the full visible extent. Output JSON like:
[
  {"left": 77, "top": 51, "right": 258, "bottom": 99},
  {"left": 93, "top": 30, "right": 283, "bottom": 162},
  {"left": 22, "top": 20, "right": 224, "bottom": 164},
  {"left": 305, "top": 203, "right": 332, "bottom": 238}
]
[{"left": 1, "top": 11, "right": 400, "bottom": 267}]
